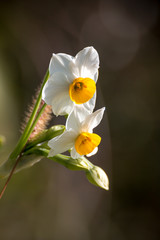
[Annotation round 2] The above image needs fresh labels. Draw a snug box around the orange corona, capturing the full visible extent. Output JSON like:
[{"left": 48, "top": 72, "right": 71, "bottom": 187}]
[
  {"left": 69, "top": 77, "right": 96, "bottom": 104},
  {"left": 75, "top": 132, "right": 101, "bottom": 155}
]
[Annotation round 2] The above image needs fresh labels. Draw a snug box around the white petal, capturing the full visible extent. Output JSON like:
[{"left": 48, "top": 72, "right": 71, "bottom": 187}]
[
  {"left": 51, "top": 98, "right": 73, "bottom": 116},
  {"left": 93, "top": 70, "right": 99, "bottom": 83},
  {"left": 83, "top": 91, "right": 96, "bottom": 113},
  {"left": 70, "top": 147, "right": 82, "bottom": 159},
  {"left": 48, "top": 130, "right": 76, "bottom": 157},
  {"left": 42, "top": 72, "right": 69, "bottom": 104},
  {"left": 66, "top": 108, "right": 81, "bottom": 133},
  {"left": 66, "top": 105, "right": 90, "bottom": 132},
  {"left": 81, "top": 107, "right": 105, "bottom": 132},
  {"left": 51, "top": 92, "right": 74, "bottom": 116},
  {"left": 74, "top": 46, "right": 99, "bottom": 79},
  {"left": 86, "top": 147, "right": 98, "bottom": 157},
  {"left": 42, "top": 72, "right": 74, "bottom": 116},
  {"left": 49, "top": 53, "right": 74, "bottom": 81}
]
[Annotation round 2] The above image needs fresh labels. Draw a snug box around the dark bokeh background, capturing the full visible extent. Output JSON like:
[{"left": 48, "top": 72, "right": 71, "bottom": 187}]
[{"left": 0, "top": 0, "right": 160, "bottom": 239}]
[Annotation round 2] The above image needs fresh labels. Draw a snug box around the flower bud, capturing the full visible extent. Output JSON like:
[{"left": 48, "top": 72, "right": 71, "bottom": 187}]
[{"left": 86, "top": 166, "right": 109, "bottom": 190}]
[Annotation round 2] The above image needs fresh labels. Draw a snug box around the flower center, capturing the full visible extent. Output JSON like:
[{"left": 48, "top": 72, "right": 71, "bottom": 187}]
[
  {"left": 69, "top": 77, "right": 96, "bottom": 104},
  {"left": 75, "top": 132, "right": 101, "bottom": 155}
]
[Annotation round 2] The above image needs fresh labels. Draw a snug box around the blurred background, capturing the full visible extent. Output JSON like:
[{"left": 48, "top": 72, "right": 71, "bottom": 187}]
[{"left": 0, "top": 0, "right": 160, "bottom": 239}]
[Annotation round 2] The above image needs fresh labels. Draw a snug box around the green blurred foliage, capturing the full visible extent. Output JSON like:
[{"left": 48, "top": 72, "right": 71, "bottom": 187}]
[{"left": 0, "top": 0, "right": 160, "bottom": 239}]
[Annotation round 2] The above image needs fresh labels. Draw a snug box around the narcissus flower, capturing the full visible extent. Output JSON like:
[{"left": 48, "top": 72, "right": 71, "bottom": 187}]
[
  {"left": 48, "top": 107, "right": 105, "bottom": 159},
  {"left": 42, "top": 47, "right": 99, "bottom": 116}
]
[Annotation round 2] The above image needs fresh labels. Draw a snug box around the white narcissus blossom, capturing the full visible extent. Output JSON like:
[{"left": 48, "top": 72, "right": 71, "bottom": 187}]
[
  {"left": 42, "top": 47, "right": 99, "bottom": 116},
  {"left": 48, "top": 107, "right": 105, "bottom": 159}
]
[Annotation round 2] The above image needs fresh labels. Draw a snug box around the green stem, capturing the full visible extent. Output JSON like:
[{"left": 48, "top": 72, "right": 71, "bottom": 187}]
[
  {"left": 27, "top": 102, "right": 47, "bottom": 139},
  {"left": 8, "top": 70, "right": 49, "bottom": 164},
  {"left": 0, "top": 153, "right": 23, "bottom": 199},
  {"left": 0, "top": 70, "right": 49, "bottom": 198},
  {"left": 23, "top": 146, "right": 93, "bottom": 171}
]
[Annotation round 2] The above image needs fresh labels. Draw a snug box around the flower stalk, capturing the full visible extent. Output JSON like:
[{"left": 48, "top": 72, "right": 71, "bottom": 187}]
[
  {"left": 0, "top": 70, "right": 49, "bottom": 198},
  {"left": 9, "top": 70, "right": 49, "bottom": 164}
]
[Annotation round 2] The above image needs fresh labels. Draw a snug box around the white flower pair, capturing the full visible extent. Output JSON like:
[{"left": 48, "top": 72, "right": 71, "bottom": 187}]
[{"left": 42, "top": 47, "right": 105, "bottom": 159}]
